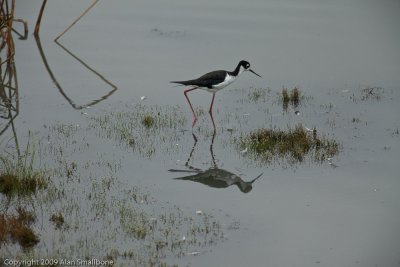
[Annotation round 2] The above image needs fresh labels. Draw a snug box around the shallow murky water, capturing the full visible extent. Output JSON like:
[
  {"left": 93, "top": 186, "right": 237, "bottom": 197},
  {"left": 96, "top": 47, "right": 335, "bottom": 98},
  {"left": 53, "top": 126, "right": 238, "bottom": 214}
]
[{"left": 1, "top": 0, "right": 400, "bottom": 266}]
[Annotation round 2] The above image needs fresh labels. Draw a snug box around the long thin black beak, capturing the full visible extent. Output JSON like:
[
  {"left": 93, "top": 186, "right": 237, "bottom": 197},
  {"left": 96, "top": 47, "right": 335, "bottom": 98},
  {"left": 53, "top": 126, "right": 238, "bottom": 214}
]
[
  {"left": 250, "top": 172, "right": 263, "bottom": 183},
  {"left": 249, "top": 69, "right": 262, "bottom": 78}
]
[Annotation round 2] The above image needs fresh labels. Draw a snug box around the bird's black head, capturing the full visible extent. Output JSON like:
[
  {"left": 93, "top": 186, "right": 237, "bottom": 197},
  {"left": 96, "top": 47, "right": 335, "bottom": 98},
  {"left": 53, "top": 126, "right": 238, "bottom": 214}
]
[
  {"left": 239, "top": 60, "right": 251, "bottom": 69},
  {"left": 238, "top": 60, "right": 262, "bottom": 78}
]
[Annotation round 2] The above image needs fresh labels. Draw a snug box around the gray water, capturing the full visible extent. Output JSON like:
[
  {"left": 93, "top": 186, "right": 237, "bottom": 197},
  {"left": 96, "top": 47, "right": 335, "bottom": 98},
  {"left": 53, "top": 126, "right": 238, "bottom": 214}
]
[{"left": 1, "top": 0, "right": 400, "bottom": 266}]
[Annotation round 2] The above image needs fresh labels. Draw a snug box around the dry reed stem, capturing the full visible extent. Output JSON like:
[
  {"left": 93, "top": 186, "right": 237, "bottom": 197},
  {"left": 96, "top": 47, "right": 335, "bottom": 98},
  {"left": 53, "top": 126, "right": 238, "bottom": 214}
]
[
  {"left": 0, "top": 0, "right": 15, "bottom": 64},
  {"left": 34, "top": 0, "right": 47, "bottom": 36},
  {"left": 54, "top": 0, "right": 99, "bottom": 41}
]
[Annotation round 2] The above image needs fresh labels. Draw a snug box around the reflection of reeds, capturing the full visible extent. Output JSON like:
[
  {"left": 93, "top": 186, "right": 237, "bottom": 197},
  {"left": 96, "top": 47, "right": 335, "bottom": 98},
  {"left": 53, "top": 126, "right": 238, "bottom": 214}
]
[
  {"left": 0, "top": 39, "right": 19, "bottom": 157},
  {"left": 0, "top": 62, "right": 18, "bottom": 118},
  {"left": 0, "top": 60, "right": 18, "bottom": 149},
  {"left": 35, "top": 0, "right": 115, "bottom": 109},
  {"left": 35, "top": 36, "right": 117, "bottom": 110}
]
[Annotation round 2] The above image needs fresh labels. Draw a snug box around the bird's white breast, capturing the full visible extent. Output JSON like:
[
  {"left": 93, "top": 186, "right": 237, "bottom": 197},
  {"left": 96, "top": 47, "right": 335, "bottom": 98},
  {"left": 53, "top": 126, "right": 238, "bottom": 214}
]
[{"left": 212, "top": 73, "right": 236, "bottom": 90}]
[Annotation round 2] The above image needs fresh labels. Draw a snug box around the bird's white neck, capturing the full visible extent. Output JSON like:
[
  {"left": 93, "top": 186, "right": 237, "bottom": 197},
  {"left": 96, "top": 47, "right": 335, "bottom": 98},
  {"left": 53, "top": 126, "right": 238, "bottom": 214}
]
[{"left": 237, "top": 65, "right": 246, "bottom": 77}]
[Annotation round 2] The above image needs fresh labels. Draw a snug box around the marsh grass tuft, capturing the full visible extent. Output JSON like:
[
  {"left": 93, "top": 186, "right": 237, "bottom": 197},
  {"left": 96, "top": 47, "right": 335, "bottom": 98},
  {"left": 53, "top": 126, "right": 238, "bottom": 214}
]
[
  {"left": 237, "top": 124, "right": 340, "bottom": 164},
  {"left": 291, "top": 87, "right": 300, "bottom": 103},
  {"left": 142, "top": 115, "right": 155, "bottom": 128},
  {"left": 50, "top": 212, "right": 65, "bottom": 229},
  {"left": 281, "top": 86, "right": 301, "bottom": 110},
  {"left": 0, "top": 208, "right": 39, "bottom": 249},
  {"left": 393, "top": 128, "right": 399, "bottom": 136},
  {"left": 0, "top": 136, "right": 48, "bottom": 197},
  {"left": 282, "top": 88, "right": 290, "bottom": 103}
]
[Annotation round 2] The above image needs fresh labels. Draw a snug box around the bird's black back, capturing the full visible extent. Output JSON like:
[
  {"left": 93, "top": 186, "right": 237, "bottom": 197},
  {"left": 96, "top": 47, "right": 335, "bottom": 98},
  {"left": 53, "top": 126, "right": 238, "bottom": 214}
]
[{"left": 171, "top": 70, "right": 227, "bottom": 88}]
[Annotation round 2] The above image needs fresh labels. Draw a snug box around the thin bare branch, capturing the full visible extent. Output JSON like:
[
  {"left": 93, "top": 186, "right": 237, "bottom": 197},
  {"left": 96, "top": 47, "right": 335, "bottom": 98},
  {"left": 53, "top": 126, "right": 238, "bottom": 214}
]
[{"left": 54, "top": 0, "right": 99, "bottom": 42}]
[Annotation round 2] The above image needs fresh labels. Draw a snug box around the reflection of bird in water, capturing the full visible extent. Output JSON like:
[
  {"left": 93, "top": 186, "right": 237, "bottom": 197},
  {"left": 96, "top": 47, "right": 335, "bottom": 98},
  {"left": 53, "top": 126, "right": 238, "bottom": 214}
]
[
  {"left": 172, "top": 168, "right": 262, "bottom": 193},
  {"left": 169, "top": 132, "right": 262, "bottom": 193}
]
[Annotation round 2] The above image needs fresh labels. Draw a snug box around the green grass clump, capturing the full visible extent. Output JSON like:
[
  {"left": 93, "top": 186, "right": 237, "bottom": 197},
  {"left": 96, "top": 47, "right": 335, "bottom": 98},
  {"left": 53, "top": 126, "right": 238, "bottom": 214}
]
[
  {"left": 142, "top": 115, "right": 155, "bottom": 128},
  {"left": 50, "top": 212, "right": 65, "bottom": 229},
  {"left": 282, "top": 88, "right": 290, "bottom": 103},
  {"left": 0, "top": 138, "right": 47, "bottom": 197},
  {"left": 238, "top": 124, "right": 340, "bottom": 164},
  {"left": 0, "top": 174, "right": 47, "bottom": 197}
]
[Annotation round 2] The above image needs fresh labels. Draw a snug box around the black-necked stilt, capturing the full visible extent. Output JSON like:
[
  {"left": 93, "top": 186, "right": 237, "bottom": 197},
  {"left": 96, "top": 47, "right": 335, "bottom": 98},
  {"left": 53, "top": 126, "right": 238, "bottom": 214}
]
[{"left": 171, "top": 60, "right": 261, "bottom": 130}]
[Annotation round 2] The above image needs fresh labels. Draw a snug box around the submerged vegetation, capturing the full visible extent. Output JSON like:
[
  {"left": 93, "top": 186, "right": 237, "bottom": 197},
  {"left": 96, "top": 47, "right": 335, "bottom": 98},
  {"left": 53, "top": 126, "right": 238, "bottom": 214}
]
[
  {"left": 237, "top": 124, "right": 340, "bottom": 164},
  {"left": 247, "top": 87, "right": 270, "bottom": 102},
  {"left": 0, "top": 115, "right": 229, "bottom": 266},
  {"left": 89, "top": 104, "right": 186, "bottom": 157},
  {"left": 118, "top": 200, "right": 225, "bottom": 263},
  {"left": 350, "top": 86, "right": 385, "bottom": 102}
]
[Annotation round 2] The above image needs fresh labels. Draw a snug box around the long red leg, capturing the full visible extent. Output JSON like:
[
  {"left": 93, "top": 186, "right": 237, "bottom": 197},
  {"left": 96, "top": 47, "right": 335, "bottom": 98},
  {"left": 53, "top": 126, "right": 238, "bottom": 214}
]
[
  {"left": 209, "top": 93, "right": 216, "bottom": 131},
  {"left": 184, "top": 87, "right": 198, "bottom": 128}
]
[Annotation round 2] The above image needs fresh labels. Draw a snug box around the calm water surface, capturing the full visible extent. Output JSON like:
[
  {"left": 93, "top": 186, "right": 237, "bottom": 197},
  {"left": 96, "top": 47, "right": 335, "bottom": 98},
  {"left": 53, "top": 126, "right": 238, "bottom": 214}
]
[{"left": 2, "top": 0, "right": 400, "bottom": 266}]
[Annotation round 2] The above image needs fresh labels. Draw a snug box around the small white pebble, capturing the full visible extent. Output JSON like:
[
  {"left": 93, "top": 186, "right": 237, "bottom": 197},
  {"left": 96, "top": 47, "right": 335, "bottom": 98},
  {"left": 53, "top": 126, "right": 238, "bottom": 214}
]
[
  {"left": 196, "top": 210, "right": 203, "bottom": 215},
  {"left": 182, "top": 235, "right": 186, "bottom": 241},
  {"left": 140, "top": 96, "right": 147, "bottom": 101}
]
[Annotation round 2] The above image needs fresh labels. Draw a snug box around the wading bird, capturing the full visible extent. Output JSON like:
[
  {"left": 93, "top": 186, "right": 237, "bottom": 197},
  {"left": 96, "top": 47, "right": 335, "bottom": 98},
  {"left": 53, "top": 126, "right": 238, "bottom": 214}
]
[{"left": 171, "top": 60, "right": 261, "bottom": 131}]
